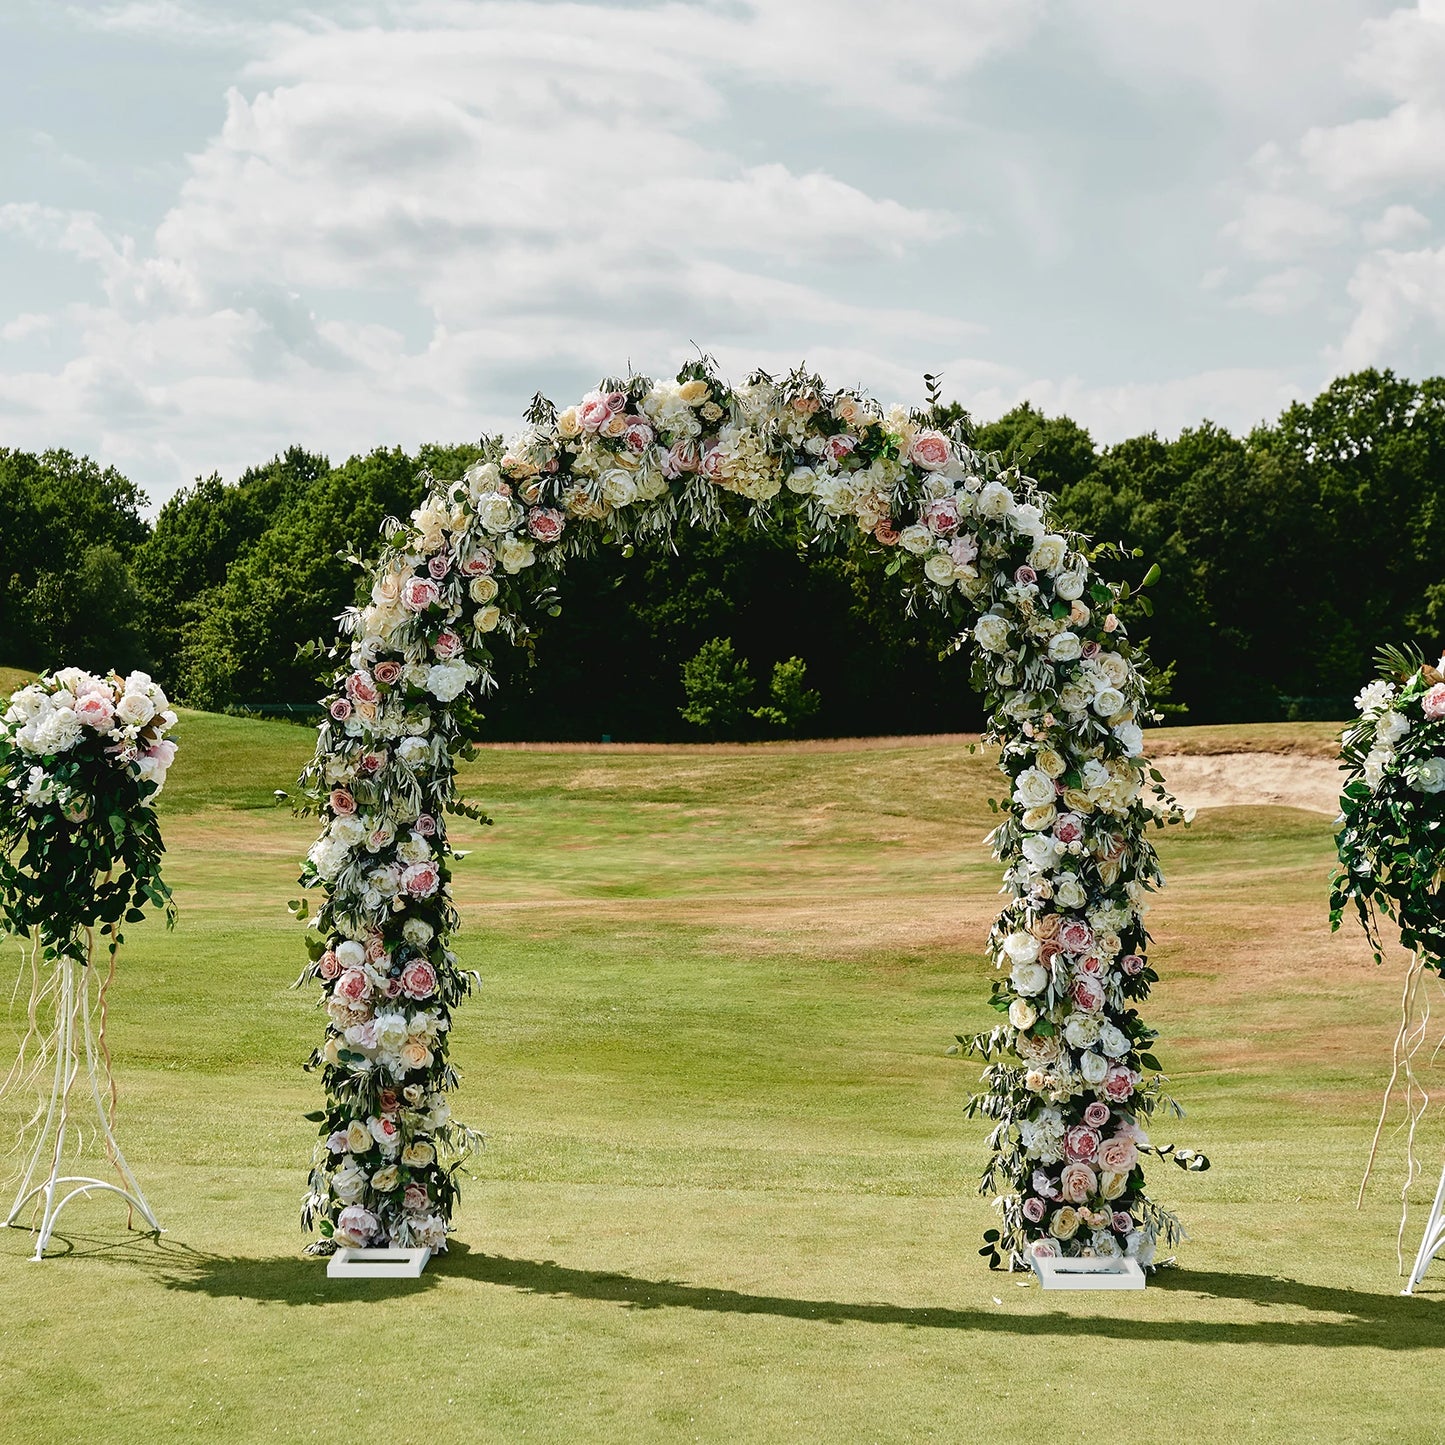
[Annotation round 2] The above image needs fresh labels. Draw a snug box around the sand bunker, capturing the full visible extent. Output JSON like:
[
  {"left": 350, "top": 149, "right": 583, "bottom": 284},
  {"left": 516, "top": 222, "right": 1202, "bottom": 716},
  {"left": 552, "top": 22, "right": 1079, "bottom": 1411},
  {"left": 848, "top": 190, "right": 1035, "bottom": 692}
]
[{"left": 1152, "top": 750, "right": 1343, "bottom": 816}]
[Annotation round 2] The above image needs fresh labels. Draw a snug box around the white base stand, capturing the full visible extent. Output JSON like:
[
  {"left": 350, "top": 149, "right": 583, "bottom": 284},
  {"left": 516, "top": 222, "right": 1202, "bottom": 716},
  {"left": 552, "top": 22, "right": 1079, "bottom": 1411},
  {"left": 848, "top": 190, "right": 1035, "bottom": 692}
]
[
  {"left": 4, "top": 956, "right": 160, "bottom": 1261},
  {"left": 1403, "top": 1159, "right": 1445, "bottom": 1295},
  {"left": 1031, "top": 1255, "right": 1146, "bottom": 1290},
  {"left": 327, "top": 1246, "right": 432, "bottom": 1278}
]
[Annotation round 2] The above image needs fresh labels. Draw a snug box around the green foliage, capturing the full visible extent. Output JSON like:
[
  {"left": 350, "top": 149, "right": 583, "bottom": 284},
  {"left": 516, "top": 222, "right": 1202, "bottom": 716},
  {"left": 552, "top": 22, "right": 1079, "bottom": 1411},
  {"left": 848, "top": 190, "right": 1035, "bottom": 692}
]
[
  {"left": 749, "top": 656, "right": 821, "bottom": 735},
  {"left": 679, "top": 637, "right": 756, "bottom": 739}
]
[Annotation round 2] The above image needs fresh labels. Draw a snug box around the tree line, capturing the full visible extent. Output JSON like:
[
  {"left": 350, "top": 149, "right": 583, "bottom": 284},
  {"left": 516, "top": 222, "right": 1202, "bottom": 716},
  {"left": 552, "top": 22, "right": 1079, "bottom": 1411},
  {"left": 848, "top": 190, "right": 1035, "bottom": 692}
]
[{"left": 3, "top": 368, "right": 1442, "bottom": 739}]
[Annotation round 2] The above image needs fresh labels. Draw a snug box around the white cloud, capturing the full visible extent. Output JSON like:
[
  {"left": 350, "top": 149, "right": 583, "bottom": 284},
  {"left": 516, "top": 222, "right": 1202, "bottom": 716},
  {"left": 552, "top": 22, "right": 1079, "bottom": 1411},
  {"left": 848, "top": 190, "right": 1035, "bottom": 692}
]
[
  {"left": 1227, "top": 266, "right": 1322, "bottom": 316},
  {"left": 1221, "top": 193, "right": 1348, "bottom": 260},
  {"left": 1, "top": 312, "right": 54, "bottom": 342},
  {"left": 1332, "top": 243, "right": 1445, "bottom": 368},
  {"left": 1362, "top": 202, "right": 1432, "bottom": 244}
]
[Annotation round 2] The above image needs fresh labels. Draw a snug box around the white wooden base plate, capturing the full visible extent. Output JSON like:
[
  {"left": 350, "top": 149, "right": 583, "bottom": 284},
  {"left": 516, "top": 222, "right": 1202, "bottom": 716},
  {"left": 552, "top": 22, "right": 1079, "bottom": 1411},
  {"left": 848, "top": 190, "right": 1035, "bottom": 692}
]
[
  {"left": 1031, "top": 1255, "right": 1146, "bottom": 1290},
  {"left": 327, "top": 1246, "right": 432, "bottom": 1278}
]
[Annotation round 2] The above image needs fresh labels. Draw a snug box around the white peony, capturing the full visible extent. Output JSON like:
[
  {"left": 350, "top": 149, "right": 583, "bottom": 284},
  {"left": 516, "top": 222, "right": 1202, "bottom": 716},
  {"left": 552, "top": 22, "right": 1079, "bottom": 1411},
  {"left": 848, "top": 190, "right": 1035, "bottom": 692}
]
[
  {"left": 1003, "top": 931, "right": 1040, "bottom": 964},
  {"left": 898, "top": 524, "right": 932, "bottom": 555},
  {"left": 1048, "top": 632, "right": 1082, "bottom": 663},
  {"left": 1054, "top": 876, "right": 1086, "bottom": 909},
  {"left": 1010, "top": 960, "right": 1049, "bottom": 996},
  {"left": 1099, "top": 1023, "right": 1131, "bottom": 1058},
  {"left": 1029, "top": 535, "right": 1067, "bottom": 573},
  {"left": 976, "top": 480, "right": 1014, "bottom": 519},
  {"left": 1053, "top": 571, "right": 1086, "bottom": 602},
  {"left": 1092, "top": 688, "right": 1126, "bottom": 718},
  {"left": 425, "top": 661, "right": 474, "bottom": 702},
  {"left": 924, "top": 553, "right": 956, "bottom": 586},
  {"left": 1064, "top": 1014, "right": 1101, "bottom": 1049},
  {"left": 1013, "top": 768, "right": 1057, "bottom": 810},
  {"left": 1080, "top": 1051, "right": 1109, "bottom": 1085},
  {"left": 975, "top": 615, "right": 1011, "bottom": 653},
  {"left": 498, "top": 538, "right": 536, "bottom": 573},
  {"left": 475, "top": 493, "right": 520, "bottom": 533}
]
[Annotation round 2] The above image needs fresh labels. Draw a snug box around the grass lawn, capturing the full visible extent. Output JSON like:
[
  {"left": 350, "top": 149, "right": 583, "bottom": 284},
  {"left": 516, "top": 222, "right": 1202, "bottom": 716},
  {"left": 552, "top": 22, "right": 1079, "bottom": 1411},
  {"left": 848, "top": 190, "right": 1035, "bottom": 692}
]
[{"left": 3, "top": 711, "right": 1444, "bottom": 1443}]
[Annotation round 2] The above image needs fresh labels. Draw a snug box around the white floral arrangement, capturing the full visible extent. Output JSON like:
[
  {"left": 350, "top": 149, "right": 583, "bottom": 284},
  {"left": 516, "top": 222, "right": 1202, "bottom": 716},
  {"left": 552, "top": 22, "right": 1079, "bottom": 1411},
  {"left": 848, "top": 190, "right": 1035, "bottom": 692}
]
[
  {"left": 0, "top": 669, "right": 177, "bottom": 964},
  {"left": 295, "top": 361, "right": 1202, "bottom": 1262},
  {"left": 1333, "top": 645, "right": 1445, "bottom": 969}
]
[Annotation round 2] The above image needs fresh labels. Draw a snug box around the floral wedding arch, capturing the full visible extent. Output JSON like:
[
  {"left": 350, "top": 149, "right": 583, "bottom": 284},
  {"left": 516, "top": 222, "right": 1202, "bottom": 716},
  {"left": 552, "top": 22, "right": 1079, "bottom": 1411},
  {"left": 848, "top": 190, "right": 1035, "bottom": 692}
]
[{"left": 295, "top": 361, "right": 1198, "bottom": 1267}]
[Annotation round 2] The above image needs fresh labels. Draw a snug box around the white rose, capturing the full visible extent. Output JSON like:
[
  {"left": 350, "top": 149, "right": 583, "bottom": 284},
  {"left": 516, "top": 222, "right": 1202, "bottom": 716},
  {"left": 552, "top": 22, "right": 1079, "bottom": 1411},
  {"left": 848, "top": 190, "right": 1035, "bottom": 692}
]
[
  {"left": 1009, "top": 999, "right": 1037, "bottom": 1030},
  {"left": 1080, "top": 1051, "right": 1110, "bottom": 1084},
  {"left": 923, "top": 553, "right": 956, "bottom": 586},
  {"left": 403, "top": 919, "right": 434, "bottom": 947},
  {"left": 1099, "top": 653, "right": 1131, "bottom": 686},
  {"left": 469, "top": 576, "right": 499, "bottom": 603},
  {"left": 1010, "top": 960, "right": 1049, "bottom": 996},
  {"left": 899, "top": 524, "right": 932, "bottom": 555},
  {"left": 335, "top": 940, "right": 366, "bottom": 969},
  {"left": 116, "top": 691, "right": 155, "bottom": 727},
  {"left": 786, "top": 466, "right": 816, "bottom": 494},
  {"left": 1048, "top": 632, "right": 1082, "bottom": 663},
  {"left": 1013, "top": 767, "right": 1057, "bottom": 809},
  {"left": 600, "top": 470, "right": 637, "bottom": 507},
  {"left": 474, "top": 606, "right": 502, "bottom": 633},
  {"left": 976, "top": 480, "right": 1014, "bottom": 518},
  {"left": 1035, "top": 748, "right": 1067, "bottom": 779},
  {"left": 1064, "top": 1014, "right": 1101, "bottom": 1048},
  {"left": 1410, "top": 756, "right": 1445, "bottom": 793},
  {"left": 1054, "top": 876, "right": 1086, "bottom": 909},
  {"left": 1093, "top": 688, "right": 1126, "bottom": 718},
  {"left": 974, "top": 615, "right": 1011, "bottom": 654},
  {"left": 1053, "top": 571, "right": 1086, "bottom": 601},
  {"left": 1099, "top": 1024, "right": 1130, "bottom": 1058},
  {"left": 498, "top": 538, "right": 536, "bottom": 573}
]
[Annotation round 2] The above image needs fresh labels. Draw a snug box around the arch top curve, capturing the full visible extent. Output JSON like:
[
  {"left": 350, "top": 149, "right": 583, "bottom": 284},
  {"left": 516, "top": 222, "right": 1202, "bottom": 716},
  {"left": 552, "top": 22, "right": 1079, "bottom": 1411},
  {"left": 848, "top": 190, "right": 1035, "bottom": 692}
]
[{"left": 298, "top": 358, "right": 1195, "bottom": 1268}]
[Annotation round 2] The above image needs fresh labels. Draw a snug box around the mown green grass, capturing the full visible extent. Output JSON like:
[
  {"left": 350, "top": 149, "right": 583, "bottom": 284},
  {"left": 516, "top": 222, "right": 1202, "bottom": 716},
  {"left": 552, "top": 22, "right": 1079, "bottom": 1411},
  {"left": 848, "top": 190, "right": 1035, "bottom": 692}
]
[{"left": 2, "top": 713, "right": 1443, "bottom": 1443}]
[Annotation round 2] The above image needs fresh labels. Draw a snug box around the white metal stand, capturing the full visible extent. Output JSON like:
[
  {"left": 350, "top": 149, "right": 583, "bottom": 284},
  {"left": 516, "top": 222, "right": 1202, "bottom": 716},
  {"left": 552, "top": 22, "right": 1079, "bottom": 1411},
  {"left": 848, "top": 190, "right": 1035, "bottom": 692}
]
[
  {"left": 1403, "top": 1158, "right": 1445, "bottom": 1296},
  {"left": 4, "top": 955, "right": 160, "bottom": 1260}
]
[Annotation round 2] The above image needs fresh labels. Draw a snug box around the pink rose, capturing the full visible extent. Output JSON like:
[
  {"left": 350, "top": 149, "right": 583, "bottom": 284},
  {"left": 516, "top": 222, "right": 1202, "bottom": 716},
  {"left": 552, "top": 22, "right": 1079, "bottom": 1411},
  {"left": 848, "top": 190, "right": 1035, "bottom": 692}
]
[
  {"left": 1059, "top": 919, "right": 1094, "bottom": 954},
  {"left": 401, "top": 577, "right": 441, "bottom": 613},
  {"left": 1424, "top": 683, "right": 1445, "bottom": 721},
  {"left": 317, "top": 950, "right": 340, "bottom": 980},
  {"left": 75, "top": 693, "right": 115, "bottom": 730},
  {"left": 383, "top": 976, "right": 404, "bottom": 999},
  {"left": 401, "top": 861, "right": 441, "bottom": 898},
  {"left": 368, "top": 827, "right": 393, "bottom": 852},
  {"left": 1038, "top": 939, "right": 1064, "bottom": 969},
  {"left": 433, "top": 631, "right": 464, "bottom": 660},
  {"left": 335, "top": 969, "right": 371, "bottom": 1004},
  {"left": 791, "top": 395, "right": 820, "bottom": 415},
  {"left": 414, "top": 814, "right": 437, "bottom": 836},
  {"left": 329, "top": 698, "right": 353, "bottom": 722},
  {"left": 329, "top": 789, "right": 356, "bottom": 816},
  {"left": 922, "top": 497, "right": 961, "bottom": 536},
  {"left": 1064, "top": 1125, "right": 1100, "bottom": 1164},
  {"left": 622, "top": 419, "right": 654, "bottom": 452},
  {"left": 365, "top": 933, "right": 388, "bottom": 961},
  {"left": 357, "top": 752, "right": 385, "bottom": 776},
  {"left": 378, "top": 1088, "right": 399, "bottom": 1113},
  {"left": 948, "top": 534, "right": 979, "bottom": 567},
  {"left": 373, "top": 660, "right": 403, "bottom": 686},
  {"left": 1083, "top": 1102, "right": 1111, "bottom": 1129},
  {"left": 427, "top": 553, "right": 453, "bottom": 580},
  {"left": 1059, "top": 1161, "right": 1096, "bottom": 1203},
  {"left": 1071, "top": 976, "right": 1105, "bottom": 1013},
  {"left": 578, "top": 396, "right": 612, "bottom": 432},
  {"left": 401, "top": 959, "right": 438, "bottom": 999},
  {"left": 459, "top": 552, "right": 495, "bottom": 577},
  {"left": 825, "top": 433, "right": 857, "bottom": 462},
  {"left": 1022, "top": 1195, "right": 1046, "bottom": 1223},
  {"left": 1098, "top": 1136, "right": 1139, "bottom": 1174},
  {"left": 1104, "top": 1065, "right": 1138, "bottom": 1103},
  {"left": 1120, "top": 954, "right": 1145, "bottom": 977},
  {"left": 874, "top": 520, "right": 900, "bottom": 545},
  {"left": 1081, "top": 641, "right": 1102, "bottom": 659},
  {"left": 603, "top": 390, "right": 627, "bottom": 414},
  {"left": 908, "top": 429, "right": 951, "bottom": 471},
  {"left": 1113, "top": 1211, "right": 1134, "bottom": 1234},
  {"left": 527, "top": 507, "right": 565, "bottom": 543},
  {"left": 700, "top": 446, "right": 725, "bottom": 479},
  {"left": 403, "top": 1184, "right": 429, "bottom": 1212},
  {"left": 663, "top": 441, "right": 700, "bottom": 477},
  {"left": 1053, "top": 813, "right": 1083, "bottom": 846}
]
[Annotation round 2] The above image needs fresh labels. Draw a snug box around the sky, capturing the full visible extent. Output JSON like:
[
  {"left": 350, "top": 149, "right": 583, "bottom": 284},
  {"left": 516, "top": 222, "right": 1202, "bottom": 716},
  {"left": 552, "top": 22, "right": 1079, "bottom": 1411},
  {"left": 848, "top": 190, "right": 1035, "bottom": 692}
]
[{"left": 2, "top": 0, "right": 1443, "bottom": 510}]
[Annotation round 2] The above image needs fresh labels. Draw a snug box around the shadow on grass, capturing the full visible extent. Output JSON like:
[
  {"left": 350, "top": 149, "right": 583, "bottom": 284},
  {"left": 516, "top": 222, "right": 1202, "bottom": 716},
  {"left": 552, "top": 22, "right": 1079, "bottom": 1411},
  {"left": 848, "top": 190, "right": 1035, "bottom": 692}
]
[{"left": 148, "top": 1240, "right": 1445, "bottom": 1347}]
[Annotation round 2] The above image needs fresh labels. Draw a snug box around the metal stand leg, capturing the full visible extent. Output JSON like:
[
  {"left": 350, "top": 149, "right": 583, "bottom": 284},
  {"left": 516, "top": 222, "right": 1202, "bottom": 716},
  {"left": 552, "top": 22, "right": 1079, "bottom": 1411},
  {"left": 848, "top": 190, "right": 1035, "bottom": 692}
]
[
  {"left": 4, "top": 955, "right": 161, "bottom": 1259},
  {"left": 1403, "top": 1157, "right": 1445, "bottom": 1296}
]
